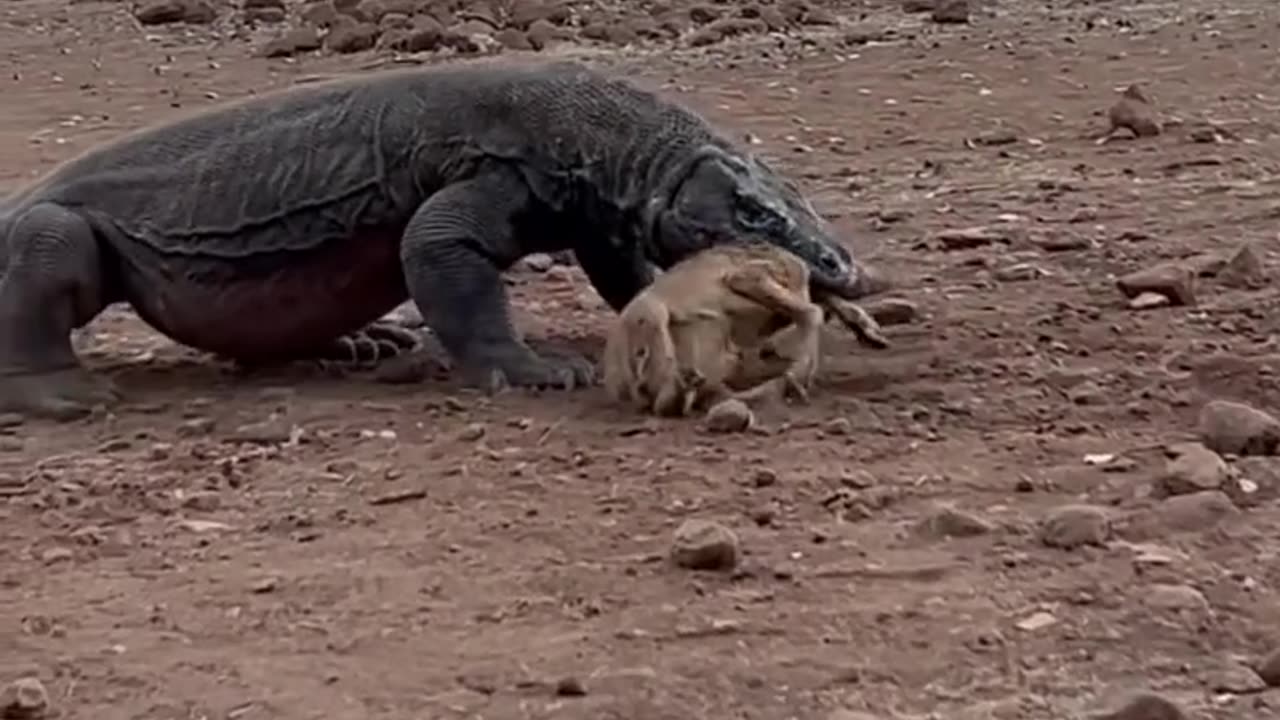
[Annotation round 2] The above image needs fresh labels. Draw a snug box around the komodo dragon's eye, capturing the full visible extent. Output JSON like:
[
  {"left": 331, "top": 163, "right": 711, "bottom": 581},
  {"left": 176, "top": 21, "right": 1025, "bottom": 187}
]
[{"left": 734, "top": 197, "right": 782, "bottom": 231}]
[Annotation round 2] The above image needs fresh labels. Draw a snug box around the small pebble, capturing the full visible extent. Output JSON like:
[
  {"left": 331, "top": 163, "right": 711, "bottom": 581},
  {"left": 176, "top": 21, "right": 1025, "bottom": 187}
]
[
  {"left": 457, "top": 423, "right": 486, "bottom": 442},
  {"left": 917, "top": 504, "right": 993, "bottom": 538},
  {"left": 0, "top": 677, "right": 50, "bottom": 719},
  {"left": 1255, "top": 647, "right": 1280, "bottom": 686},
  {"left": 752, "top": 468, "right": 778, "bottom": 488},
  {"left": 1144, "top": 583, "right": 1210, "bottom": 614},
  {"left": 863, "top": 298, "right": 918, "bottom": 326},
  {"left": 705, "top": 399, "right": 753, "bottom": 433},
  {"left": 1040, "top": 504, "right": 1110, "bottom": 549},
  {"left": 250, "top": 576, "right": 279, "bottom": 594},
  {"left": 554, "top": 676, "right": 587, "bottom": 697},
  {"left": 1094, "top": 691, "right": 1189, "bottom": 720}
]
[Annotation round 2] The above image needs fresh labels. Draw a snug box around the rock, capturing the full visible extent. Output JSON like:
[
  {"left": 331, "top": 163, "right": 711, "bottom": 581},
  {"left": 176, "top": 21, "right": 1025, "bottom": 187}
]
[
  {"left": 441, "top": 24, "right": 492, "bottom": 54},
  {"left": 554, "top": 676, "right": 587, "bottom": 696},
  {"left": 752, "top": 468, "right": 778, "bottom": 488},
  {"left": 1197, "top": 399, "right": 1280, "bottom": 456},
  {"left": 1160, "top": 442, "right": 1229, "bottom": 496},
  {"left": 40, "top": 547, "right": 72, "bottom": 564},
  {"left": 135, "top": 0, "right": 216, "bottom": 24},
  {"left": 379, "top": 12, "right": 412, "bottom": 29},
  {"left": 0, "top": 677, "right": 50, "bottom": 719},
  {"left": 1256, "top": 646, "right": 1280, "bottom": 686},
  {"left": 526, "top": 18, "right": 568, "bottom": 49},
  {"left": 494, "top": 28, "right": 532, "bottom": 49},
  {"left": 300, "top": 0, "right": 339, "bottom": 26},
  {"left": 181, "top": 491, "right": 221, "bottom": 512},
  {"left": 800, "top": 7, "right": 838, "bottom": 25},
  {"left": 229, "top": 418, "right": 292, "bottom": 445},
  {"left": 688, "top": 4, "right": 719, "bottom": 23},
  {"left": 1094, "top": 692, "right": 1189, "bottom": 720},
  {"left": 507, "top": 0, "right": 562, "bottom": 28},
  {"left": 177, "top": 417, "right": 216, "bottom": 437},
  {"left": 688, "top": 17, "right": 767, "bottom": 47},
  {"left": 1219, "top": 242, "right": 1265, "bottom": 287},
  {"left": 933, "top": 225, "right": 1010, "bottom": 250},
  {"left": 1128, "top": 291, "right": 1171, "bottom": 310},
  {"left": 827, "top": 711, "right": 882, "bottom": 720},
  {"left": 1015, "top": 611, "right": 1058, "bottom": 631},
  {"left": 1139, "top": 490, "right": 1238, "bottom": 536},
  {"left": 353, "top": 0, "right": 414, "bottom": 23},
  {"left": 705, "top": 399, "right": 753, "bottom": 434},
  {"left": 245, "top": 6, "right": 285, "bottom": 22},
  {"left": 930, "top": 0, "right": 968, "bottom": 23},
  {"left": 1226, "top": 456, "right": 1278, "bottom": 507},
  {"left": 863, "top": 298, "right": 917, "bottom": 326},
  {"left": 1116, "top": 263, "right": 1196, "bottom": 306},
  {"left": 457, "top": 423, "right": 486, "bottom": 442},
  {"left": 250, "top": 576, "right": 279, "bottom": 593},
  {"left": 325, "top": 21, "right": 380, "bottom": 52},
  {"left": 917, "top": 504, "right": 993, "bottom": 538},
  {"left": 1204, "top": 659, "right": 1266, "bottom": 693},
  {"left": 1067, "top": 380, "right": 1106, "bottom": 405},
  {"left": 993, "top": 263, "right": 1043, "bottom": 282},
  {"left": 671, "top": 519, "right": 740, "bottom": 571},
  {"left": 1144, "top": 583, "right": 1210, "bottom": 614},
  {"left": 1040, "top": 504, "right": 1110, "bottom": 549},
  {"left": 902, "top": 0, "right": 936, "bottom": 11},
  {"left": 384, "top": 17, "right": 445, "bottom": 51}
]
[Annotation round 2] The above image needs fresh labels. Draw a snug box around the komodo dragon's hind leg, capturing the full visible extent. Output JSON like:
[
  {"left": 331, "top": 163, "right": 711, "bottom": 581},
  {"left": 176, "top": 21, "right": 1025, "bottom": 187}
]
[
  {"left": 310, "top": 321, "right": 424, "bottom": 368},
  {"left": 0, "top": 203, "right": 118, "bottom": 420},
  {"left": 399, "top": 169, "right": 595, "bottom": 391}
]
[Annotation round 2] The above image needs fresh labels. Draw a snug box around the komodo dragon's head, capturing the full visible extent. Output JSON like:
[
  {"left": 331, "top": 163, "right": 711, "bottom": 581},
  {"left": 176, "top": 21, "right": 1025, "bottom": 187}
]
[{"left": 645, "top": 143, "right": 865, "bottom": 299}]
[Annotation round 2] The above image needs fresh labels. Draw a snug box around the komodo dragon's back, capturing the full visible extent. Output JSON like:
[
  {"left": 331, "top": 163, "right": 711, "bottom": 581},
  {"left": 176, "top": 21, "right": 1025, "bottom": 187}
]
[{"left": 10, "top": 61, "right": 714, "bottom": 259}]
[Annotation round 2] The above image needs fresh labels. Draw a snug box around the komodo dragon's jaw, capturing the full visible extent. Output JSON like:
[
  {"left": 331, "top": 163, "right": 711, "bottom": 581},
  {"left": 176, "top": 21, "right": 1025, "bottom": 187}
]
[{"left": 644, "top": 143, "right": 865, "bottom": 299}]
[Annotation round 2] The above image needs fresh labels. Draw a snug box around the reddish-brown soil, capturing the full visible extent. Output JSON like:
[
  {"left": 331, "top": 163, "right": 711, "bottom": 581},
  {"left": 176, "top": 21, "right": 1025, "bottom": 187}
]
[{"left": 4, "top": 0, "right": 1280, "bottom": 718}]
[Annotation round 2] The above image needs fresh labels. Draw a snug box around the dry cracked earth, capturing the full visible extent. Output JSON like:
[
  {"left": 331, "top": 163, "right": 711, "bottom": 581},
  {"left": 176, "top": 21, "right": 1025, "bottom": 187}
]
[{"left": 4, "top": 0, "right": 1280, "bottom": 718}]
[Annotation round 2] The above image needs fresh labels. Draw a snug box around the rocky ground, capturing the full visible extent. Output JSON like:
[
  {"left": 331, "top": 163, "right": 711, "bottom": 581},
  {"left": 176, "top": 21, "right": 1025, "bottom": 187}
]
[{"left": 4, "top": 0, "right": 1280, "bottom": 718}]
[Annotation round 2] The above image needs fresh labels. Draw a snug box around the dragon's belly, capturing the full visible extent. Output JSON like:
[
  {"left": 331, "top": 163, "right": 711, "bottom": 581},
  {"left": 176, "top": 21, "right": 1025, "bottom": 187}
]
[{"left": 119, "top": 229, "right": 409, "bottom": 361}]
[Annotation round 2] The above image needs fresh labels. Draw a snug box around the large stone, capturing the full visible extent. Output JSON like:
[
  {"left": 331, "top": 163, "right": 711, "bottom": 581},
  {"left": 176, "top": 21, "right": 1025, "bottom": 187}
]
[
  {"left": 1160, "top": 442, "right": 1229, "bottom": 496},
  {"left": 671, "top": 519, "right": 740, "bottom": 571},
  {"left": 1197, "top": 400, "right": 1280, "bottom": 456}
]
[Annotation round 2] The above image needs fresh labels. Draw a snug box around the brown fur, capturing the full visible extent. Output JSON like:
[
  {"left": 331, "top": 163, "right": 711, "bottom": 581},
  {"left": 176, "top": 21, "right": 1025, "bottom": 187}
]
[{"left": 602, "top": 242, "right": 888, "bottom": 417}]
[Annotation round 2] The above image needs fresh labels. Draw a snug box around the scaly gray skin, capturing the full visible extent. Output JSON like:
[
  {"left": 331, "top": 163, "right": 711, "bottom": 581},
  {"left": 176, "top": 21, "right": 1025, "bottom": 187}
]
[{"left": 0, "top": 60, "right": 865, "bottom": 421}]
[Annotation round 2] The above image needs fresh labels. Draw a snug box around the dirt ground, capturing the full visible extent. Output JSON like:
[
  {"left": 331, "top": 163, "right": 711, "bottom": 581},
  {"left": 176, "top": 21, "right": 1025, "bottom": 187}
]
[{"left": 4, "top": 0, "right": 1280, "bottom": 718}]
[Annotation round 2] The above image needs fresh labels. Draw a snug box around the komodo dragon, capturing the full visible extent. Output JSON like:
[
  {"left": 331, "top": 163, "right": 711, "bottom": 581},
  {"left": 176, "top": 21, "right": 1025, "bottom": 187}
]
[{"left": 0, "top": 60, "right": 867, "bottom": 420}]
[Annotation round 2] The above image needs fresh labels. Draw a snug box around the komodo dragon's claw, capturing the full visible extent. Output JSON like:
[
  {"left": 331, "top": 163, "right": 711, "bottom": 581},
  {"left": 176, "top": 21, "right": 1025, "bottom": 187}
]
[
  {"left": 316, "top": 322, "right": 426, "bottom": 369},
  {"left": 0, "top": 367, "right": 120, "bottom": 421}
]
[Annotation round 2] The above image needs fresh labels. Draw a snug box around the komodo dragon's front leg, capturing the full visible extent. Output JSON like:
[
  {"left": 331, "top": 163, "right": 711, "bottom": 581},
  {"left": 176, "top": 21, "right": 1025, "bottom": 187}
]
[
  {"left": 572, "top": 236, "right": 656, "bottom": 313},
  {"left": 0, "top": 203, "right": 119, "bottom": 419},
  {"left": 400, "top": 168, "right": 595, "bottom": 390}
]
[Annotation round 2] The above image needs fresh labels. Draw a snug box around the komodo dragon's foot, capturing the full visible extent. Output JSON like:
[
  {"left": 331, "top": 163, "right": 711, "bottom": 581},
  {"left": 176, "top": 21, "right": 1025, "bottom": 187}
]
[
  {"left": 459, "top": 341, "right": 596, "bottom": 392},
  {"left": 316, "top": 322, "right": 425, "bottom": 369},
  {"left": 0, "top": 367, "right": 119, "bottom": 421}
]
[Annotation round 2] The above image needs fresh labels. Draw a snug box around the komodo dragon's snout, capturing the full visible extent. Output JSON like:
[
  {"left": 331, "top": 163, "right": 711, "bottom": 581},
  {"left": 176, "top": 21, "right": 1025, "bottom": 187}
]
[{"left": 647, "top": 144, "right": 866, "bottom": 300}]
